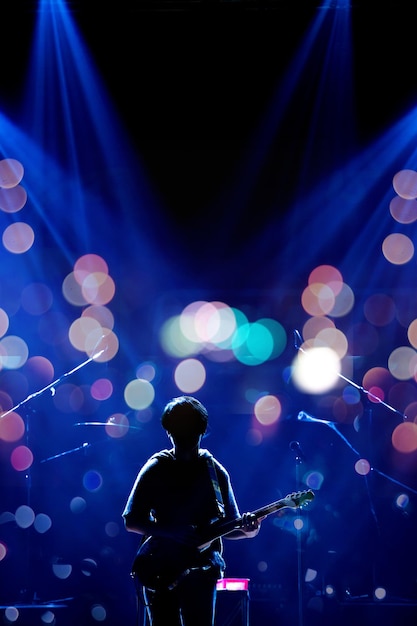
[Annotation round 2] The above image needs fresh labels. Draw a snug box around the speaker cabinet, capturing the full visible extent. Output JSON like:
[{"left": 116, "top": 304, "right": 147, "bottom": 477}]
[{"left": 215, "top": 589, "right": 249, "bottom": 626}]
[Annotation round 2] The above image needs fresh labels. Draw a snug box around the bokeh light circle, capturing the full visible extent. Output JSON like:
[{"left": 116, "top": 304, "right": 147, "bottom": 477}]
[
  {"left": 354, "top": 458, "right": 371, "bottom": 476},
  {"left": 82, "top": 305, "right": 114, "bottom": 330},
  {"left": 74, "top": 254, "right": 109, "bottom": 283},
  {"left": 105, "top": 413, "right": 130, "bottom": 438},
  {"left": 374, "top": 587, "right": 387, "bottom": 601},
  {"left": 62, "top": 272, "right": 89, "bottom": 306},
  {"left": 87, "top": 328, "right": 119, "bottom": 362},
  {"left": 10, "top": 445, "right": 33, "bottom": 471},
  {"left": 15, "top": 505, "right": 35, "bottom": 529},
  {"left": 124, "top": 378, "right": 155, "bottom": 410},
  {"left": 256, "top": 318, "right": 287, "bottom": 359},
  {"left": 362, "top": 367, "right": 393, "bottom": 402},
  {"left": 70, "top": 496, "right": 87, "bottom": 514},
  {"left": 254, "top": 395, "right": 281, "bottom": 425},
  {"left": 0, "top": 335, "right": 29, "bottom": 369},
  {"left": 83, "top": 470, "right": 103, "bottom": 492},
  {"left": 246, "top": 428, "right": 263, "bottom": 446},
  {"left": 91, "top": 604, "right": 107, "bottom": 621},
  {"left": 0, "top": 158, "right": 24, "bottom": 188},
  {"left": 233, "top": 322, "right": 273, "bottom": 365},
  {"left": 393, "top": 169, "right": 417, "bottom": 199},
  {"left": 41, "top": 610, "right": 55, "bottom": 623},
  {"left": 0, "top": 542, "right": 7, "bottom": 561},
  {"left": 105, "top": 522, "right": 119, "bottom": 538},
  {"left": 136, "top": 362, "right": 157, "bottom": 382},
  {"left": 2, "top": 222, "right": 35, "bottom": 254},
  {"left": 34, "top": 513, "right": 52, "bottom": 534},
  {"left": 81, "top": 557, "right": 98, "bottom": 576},
  {"left": 395, "top": 493, "right": 409, "bottom": 510},
  {"left": 52, "top": 562, "right": 72, "bottom": 579},
  {"left": 392, "top": 421, "right": 417, "bottom": 453},
  {"left": 302, "top": 316, "right": 335, "bottom": 341},
  {"left": 0, "top": 307, "right": 9, "bottom": 337},
  {"left": 389, "top": 195, "right": 417, "bottom": 224},
  {"left": 329, "top": 283, "right": 355, "bottom": 317},
  {"left": 388, "top": 346, "right": 417, "bottom": 381},
  {"left": 81, "top": 272, "right": 115, "bottom": 306},
  {"left": 4, "top": 606, "right": 19, "bottom": 621},
  {"left": 407, "top": 319, "right": 417, "bottom": 350},
  {"left": 292, "top": 347, "right": 341, "bottom": 394},
  {"left": 304, "top": 470, "right": 324, "bottom": 490},
  {"left": 382, "top": 233, "right": 414, "bottom": 265},
  {"left": 0, "top": 411, "right": 25, "bottom": 442},
  {"left": 91, "top": 378, "right": 113, "bottom": 401},
  {"left": 160, "top": 315, "right": 199, "bottom": 358},
  {"left": 314, "top": 327, "right": 348, "bottom": 359},
  {"left": 301, "top": 283, "right": 335, "bottom": 316},
  {"left": 0, "top": 185, "right": 27, "bottom": 213},
  {"left": 174, "top": 358, "right": 206, "bottom": 393},
  {"left": 404, "top": 400, "right": 417, "bottom": 422},
  {"left": 308, "top": 265, "right": 343, "bottom": 295}
]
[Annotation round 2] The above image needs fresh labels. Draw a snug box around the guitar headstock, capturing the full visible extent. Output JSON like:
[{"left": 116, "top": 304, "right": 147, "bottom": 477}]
[{"left": 283, "top": 489, "right": 315, "bottom": 509}]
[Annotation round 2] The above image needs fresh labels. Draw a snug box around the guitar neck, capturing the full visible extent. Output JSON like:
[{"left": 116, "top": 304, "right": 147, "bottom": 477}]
[
  {"left": 251, "top": 499, "right": 289, "bottom": 520},
  {"left": 198, "top": 495, "right": 300, "bottom": 549}
]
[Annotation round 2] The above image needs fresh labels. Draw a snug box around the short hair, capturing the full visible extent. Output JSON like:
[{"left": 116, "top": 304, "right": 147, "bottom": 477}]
[{"left": 161, "top": 396, "right": 208, "bottom": 436}]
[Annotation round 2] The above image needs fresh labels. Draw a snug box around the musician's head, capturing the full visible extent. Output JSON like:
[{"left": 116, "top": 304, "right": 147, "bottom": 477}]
[{"left": 161, "top": 396, "right": 208, "bottom": 440}]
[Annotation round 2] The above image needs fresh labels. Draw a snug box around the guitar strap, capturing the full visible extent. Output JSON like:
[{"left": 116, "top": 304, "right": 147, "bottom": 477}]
[{"left": 206, "top": 455, "right": 226, "bottom": 519}]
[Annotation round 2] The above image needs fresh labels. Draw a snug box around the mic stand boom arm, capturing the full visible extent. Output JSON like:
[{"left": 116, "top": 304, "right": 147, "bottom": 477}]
[
  {"left": 0, "top": 348, "right": 106, "bottom": 421},
  {"left": 337, "top": 372, "right": 407, "bottom": 421}
]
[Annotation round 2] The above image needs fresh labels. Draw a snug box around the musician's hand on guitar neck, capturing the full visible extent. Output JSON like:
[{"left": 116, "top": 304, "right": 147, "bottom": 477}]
[
  {"left": 240, "top": 512, "right": 261, "bottom": 538},
  {"left": 222, "top": 512, "right": 263, "bottom": 541}
]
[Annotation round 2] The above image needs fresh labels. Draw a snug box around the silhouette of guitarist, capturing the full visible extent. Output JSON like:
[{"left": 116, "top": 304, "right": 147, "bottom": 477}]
[{"left": 123, "top": 396, "right": 261, "bottom": 626}]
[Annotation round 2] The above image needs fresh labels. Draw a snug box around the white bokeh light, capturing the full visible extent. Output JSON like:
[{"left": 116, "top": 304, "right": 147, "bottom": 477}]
[{"left": 292, "top": 347, "right": 341, "bottom": 394}]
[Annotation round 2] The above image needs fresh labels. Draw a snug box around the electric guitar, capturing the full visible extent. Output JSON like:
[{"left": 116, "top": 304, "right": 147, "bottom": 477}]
[{"left": 131, "top": 488, "right": 314, "bottom": 591}]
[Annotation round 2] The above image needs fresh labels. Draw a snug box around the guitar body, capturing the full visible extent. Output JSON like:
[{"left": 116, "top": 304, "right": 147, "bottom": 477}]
[
  {"left": 131, "top": 489, "right": 314, "bottom": 591},
  {"left": 132, "top": 536, "right": 204, "bottom": 591}
]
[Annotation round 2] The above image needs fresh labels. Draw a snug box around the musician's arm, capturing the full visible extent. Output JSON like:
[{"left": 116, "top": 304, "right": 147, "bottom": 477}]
[
  {"left": 123, "top": 460, "right": 164, "bottom": 537},
  {"left": 216, "top": 465, "right": 262, "bottom": 540},
  {"left": 124, "top": 510, "right": 201, "bottom": 548},
  {"left": 123, "top": 474, "right": 157, "bottom": 536},
  {"left": 123, "top": 511, "right": 152, "bottom": 536}
]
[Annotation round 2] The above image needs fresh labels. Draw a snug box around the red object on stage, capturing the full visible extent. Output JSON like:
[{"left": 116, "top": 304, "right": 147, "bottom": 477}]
[{"left": 216, "top": 577, "right": 250, "bottom": 591}]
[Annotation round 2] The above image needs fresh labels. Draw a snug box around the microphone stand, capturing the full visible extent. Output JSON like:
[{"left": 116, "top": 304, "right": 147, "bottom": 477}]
[
  {"left": 289, "top": 441, "right": 305, "bottom": 626},
  {"left": 0, "top": 348, "right": 105, "bottom": 607},
  {"left": 293, "top": 329, "right": 417, "bottom": 495},
  {"left": 297, "top": 411, "right": 417, "bottom": 497},
  {"left": 293, "top": 330, "right": 417, "bottom": 606}
]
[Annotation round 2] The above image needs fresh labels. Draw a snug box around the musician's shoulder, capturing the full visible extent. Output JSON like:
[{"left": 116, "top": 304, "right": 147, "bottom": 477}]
[
  {"left": 149, "top": 449, "right": 176, "bottom": 463},
  {"left": 200, "top": 451, "right": 229, "bottom": 478},
  {"left": 198, "top": 448, "right": 213, "bottom": 459}
]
